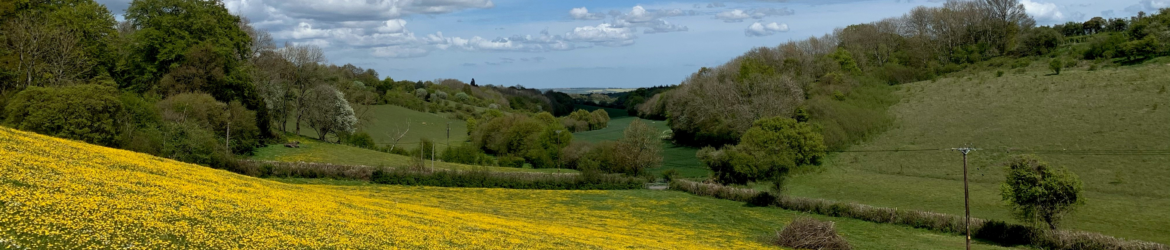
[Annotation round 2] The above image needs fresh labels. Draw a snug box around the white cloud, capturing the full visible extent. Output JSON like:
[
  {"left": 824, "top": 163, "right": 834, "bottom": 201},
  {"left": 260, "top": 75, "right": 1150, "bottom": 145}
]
[
  {"left": 569, "top": 7, "right": 604, "bottom": 20},
  {"left": 615, "top": 5, "right": 689, "bottom": 23},
  {"left": 716, "top": 7, "right": 795, "bottom": 22},
  {"left": 565, "top": 23, "right": 637, "bottom": 46},
  {"left": 716, "top": 10, "right": 751, "bottom": 22},
  {"left": 643, "top": 20, "right": 689, "bottom": 34},
  {"left": 210, "top": 0, "right": 496, "bottom": 59},
  {"left": 1020, "top": 0, "right": 1065, "bottom": 22},
  {"left": 745, "top": 22, "right": 789, "bottom": 37},
  {"left": 606, "top": 5, "right": 691, "bottom": 34}
]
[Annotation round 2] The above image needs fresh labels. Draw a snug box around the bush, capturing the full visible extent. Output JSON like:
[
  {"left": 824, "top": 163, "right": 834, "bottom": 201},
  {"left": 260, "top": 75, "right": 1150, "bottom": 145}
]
[
  {"left": 1001, "top": 155, "right": 1083, "bottom": 230},
  {"left": 661, "top": 169, "right": 679, "bottom": 182},
  {"left": 996, "top": 70, "right": 1005, "bottom": 77},
  {"left": 156, "top": 92, "right": 261, "bottom": 155},
  {"left": 771, "top": 217, "right": 851, "bottom": 250},
  {"left": 1049, "top": 58, "right": 1063, "bottom": 75},
  {"left": 699, "top": 117, "right": 825, "bottom": 192},
  {"left": 340, "top": 131, "right": 377, "bottom": 149},
  {"left": 441, "top": 144, "right": 495, "bottom": 166},
  {"left": 4, "top": 85, "right": 124, "bottom": 146}
]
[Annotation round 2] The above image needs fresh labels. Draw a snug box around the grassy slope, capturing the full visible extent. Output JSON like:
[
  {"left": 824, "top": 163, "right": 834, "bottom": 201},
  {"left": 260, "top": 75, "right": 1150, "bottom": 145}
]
[
  {"left": 250, "top": 135, "right": 574, "bottom": 173},
  {"left": 282, "top": 105, "right": 468, "bottom": 150},
  {"left": 0, "top": 127, "right": 1021, "bottom": 249},
  {"left": 571, "top": 105, "right": 710, "bottom": 178},
  {"left": 786, "top": 60, "right": 1170, "bottom": 243}
]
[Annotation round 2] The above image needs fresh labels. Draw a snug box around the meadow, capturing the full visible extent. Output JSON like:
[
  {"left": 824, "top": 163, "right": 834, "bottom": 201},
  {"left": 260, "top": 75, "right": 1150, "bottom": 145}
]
[
  {"left": 785, "top": 60, "right": 1170, "bottom": 244},
  {"left": 571, "top": 105, "right": 710, "bottom": 178},
  {"left": 0, "top": 126, "right": 1022, "bottom": 249},
  {"left": 282, "top": 105, "right": 468, "bottom": 150}
]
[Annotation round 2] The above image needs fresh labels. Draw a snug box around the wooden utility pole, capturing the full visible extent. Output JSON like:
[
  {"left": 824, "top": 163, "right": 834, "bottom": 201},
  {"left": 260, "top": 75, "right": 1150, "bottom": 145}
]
[{"left": 954, "top": 147, "right": 976, "bottom": 250}]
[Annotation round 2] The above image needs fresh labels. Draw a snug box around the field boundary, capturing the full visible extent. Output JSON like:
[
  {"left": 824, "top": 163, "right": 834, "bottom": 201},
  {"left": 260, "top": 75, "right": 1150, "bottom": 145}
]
[
  {"left": 670, "top": 179, "right": 1169, "bottom": 250},
  {"left": 239, "top": 160, "right": 649, "bottom": 190}
]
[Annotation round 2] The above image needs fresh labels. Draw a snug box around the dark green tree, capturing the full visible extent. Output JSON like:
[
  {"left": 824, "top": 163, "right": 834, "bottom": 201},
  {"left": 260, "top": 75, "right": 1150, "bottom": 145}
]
[
  {"left": 698, "top": 117, "right": 826, "bottom": 192},
  {"left": 120, "top": 0, "right": 251, "bottom": 96},
  {"left": 1000, "top": 155, "right": 1084, "bottom": 230}
]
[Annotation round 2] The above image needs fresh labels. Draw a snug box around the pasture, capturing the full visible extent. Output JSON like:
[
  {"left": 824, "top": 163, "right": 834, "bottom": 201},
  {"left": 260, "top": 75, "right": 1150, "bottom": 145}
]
[{"left": 785, "top": 61, "right": 1170, "bottom": 244}]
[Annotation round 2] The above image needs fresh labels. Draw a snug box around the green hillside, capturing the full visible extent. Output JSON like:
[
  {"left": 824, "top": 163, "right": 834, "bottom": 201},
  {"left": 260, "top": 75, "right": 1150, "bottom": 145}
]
[{"left": 786, "top": 60, "right": 1170, "bottom": 244}]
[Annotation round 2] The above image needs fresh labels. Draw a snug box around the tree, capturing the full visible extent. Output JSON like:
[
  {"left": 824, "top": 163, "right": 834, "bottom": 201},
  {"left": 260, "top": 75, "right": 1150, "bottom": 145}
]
[
  {"left": 698, "top": 117, "right": 825, "bottom": 192},
  {"left": 279, "top": 42, "right": 326, "bottom": 135},
  {"left": 121, "top": 0, "right": 251, "bottom": 94},
  {"left": 305, "top": 85, "right": 357, "bottom": 142},
  {"left": 617, "top": 119, "right": 662, "bottom": 174},
  {"left": 1000, "top": 155, "right": 1084, "bottom": 230},
  {"left": 385, "top": 118, "right": 411, "bottom": 152}
]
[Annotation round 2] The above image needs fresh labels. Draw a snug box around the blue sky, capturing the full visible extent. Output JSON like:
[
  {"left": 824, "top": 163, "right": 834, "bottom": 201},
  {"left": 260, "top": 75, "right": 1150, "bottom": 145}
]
[{"left": 96, "top": 0, "right": 1166, "bottom": 88}]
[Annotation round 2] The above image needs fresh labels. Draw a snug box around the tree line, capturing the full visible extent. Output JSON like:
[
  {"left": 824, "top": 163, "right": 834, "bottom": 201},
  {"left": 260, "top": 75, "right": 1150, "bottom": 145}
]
[{"left": 0, "top": 0, "right": 603, "bottom": 172}]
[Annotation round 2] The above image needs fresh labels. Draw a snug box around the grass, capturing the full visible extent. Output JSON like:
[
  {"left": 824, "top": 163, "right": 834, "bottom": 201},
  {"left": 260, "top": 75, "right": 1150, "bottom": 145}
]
[
  {"left": 280, "top": 104, "right": 468, "bottom": 150},
  {"left": 570, "top": 105, "right": 710, "bottom": 179},
  {"left": 251, "top": 135, "right": 575, "bottom": 173},
  {"left": 0, "top": 126, "right": 1022, "bottom": 249},
  {"left": 784, "top": 60, "right": 1170, "bottom": 244}
]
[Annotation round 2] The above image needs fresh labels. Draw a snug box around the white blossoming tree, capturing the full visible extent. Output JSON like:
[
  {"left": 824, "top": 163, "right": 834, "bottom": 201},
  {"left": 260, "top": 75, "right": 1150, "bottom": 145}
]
[{"left": 307, "top": 85, "right": 357, "bottom": 142}]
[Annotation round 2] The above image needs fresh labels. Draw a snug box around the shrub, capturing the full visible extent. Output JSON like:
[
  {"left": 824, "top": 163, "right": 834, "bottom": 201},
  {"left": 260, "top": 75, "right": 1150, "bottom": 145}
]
[
  {"left": 661, "top": 169, "right": 679, "bottom": 182},
  {"left": 498, "top": 155, "right": 526, "bottom": 168},
  {"left": 156, "top": 92, "right": 261, "bottom": 155},
  {"left": 340, "top": 131, "right": 377, "bottom": 149},
  {"left": 1049, "top": 58, "right": 1063, "bottom": 75},
  {"left": 441, "top": 144, "right": 495, "bottom": 166},
  {"left": 771, "top": 217, "right": 851, "bottom": 250},
  {"left": 454, "top": 92, "right": 470, "bottom": 102},
  {"left": 1001, "top": 155, "right": 1083, "bottom": 230},
  {"left": 996, "top": 70, "right": 1005, "bottom": 77},
  {"left": 5, "top": 85, "right": 124, "bottom": 146},
  {"left": 699, "top": 117, "right": 825, "bottom": 192},
  {"left": 414, "top": 88, "right": 428, "bottom": 99}
]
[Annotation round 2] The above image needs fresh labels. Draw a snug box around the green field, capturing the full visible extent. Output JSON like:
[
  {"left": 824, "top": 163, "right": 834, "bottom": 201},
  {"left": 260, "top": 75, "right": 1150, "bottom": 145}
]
[
  {"left": 282, "top": 105, "right": 468, "bottom": 150},
  {"left": 571, "top": 105, "right": 710, "bottom": 179},
  {"left": 784, "top": 61, "right": 1170, "bottom": 244},
  {"left": 270, "top": 179, "right": 1022, "bottom": 250},
  {"left": 251, "top": 135, "right": 576, "bottom": 173}
]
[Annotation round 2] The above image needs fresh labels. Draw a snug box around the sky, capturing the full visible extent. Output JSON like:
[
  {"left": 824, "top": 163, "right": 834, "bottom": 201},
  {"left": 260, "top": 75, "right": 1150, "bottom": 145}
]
[{"left": 94, "top": 0, "right": 1168, "bottom": 88}]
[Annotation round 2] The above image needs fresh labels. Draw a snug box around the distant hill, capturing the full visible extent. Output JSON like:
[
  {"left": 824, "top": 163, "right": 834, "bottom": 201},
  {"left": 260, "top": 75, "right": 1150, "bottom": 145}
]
[{"left": 542, "top": 88, "right": 637, "bottom": 94}]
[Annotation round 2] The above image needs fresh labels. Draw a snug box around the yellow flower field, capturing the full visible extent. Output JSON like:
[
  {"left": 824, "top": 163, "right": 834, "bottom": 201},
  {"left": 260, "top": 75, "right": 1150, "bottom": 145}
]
[{"left": 0, "top": 127, "right": 776, "bottom": 249}]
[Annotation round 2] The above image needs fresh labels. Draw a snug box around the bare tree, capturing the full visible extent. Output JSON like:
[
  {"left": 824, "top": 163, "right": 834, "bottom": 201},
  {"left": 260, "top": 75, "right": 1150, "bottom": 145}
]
[
  {"left": 4, "top": 13, "right": 50, "bottom": 88},
  {"left": 385, "top": 119, "right": 412, "bottom": 152}
]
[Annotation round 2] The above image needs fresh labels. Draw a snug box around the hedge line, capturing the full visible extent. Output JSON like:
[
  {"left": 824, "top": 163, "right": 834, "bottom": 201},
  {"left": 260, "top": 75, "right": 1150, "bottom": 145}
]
[
  {"left": 670, "top": 179, "right": 1167, "bottom": 250},
  {"left": 238, "top": 160, "right": 647, "bottom": 190},
  {"left": 371, "top": 167, "right": 647, "bottom": 190}
]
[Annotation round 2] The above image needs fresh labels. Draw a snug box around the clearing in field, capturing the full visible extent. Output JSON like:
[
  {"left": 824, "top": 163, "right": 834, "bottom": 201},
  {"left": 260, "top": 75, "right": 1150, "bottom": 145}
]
[{"left": 0, "top": 127, "right": 1020, "bottom": 249}]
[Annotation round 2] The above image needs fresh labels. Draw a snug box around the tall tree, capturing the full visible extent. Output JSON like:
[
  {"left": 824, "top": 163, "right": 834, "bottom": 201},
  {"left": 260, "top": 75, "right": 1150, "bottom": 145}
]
[
  {"left": 121, "top": 0, "right": 251, "bottom": 95},
  {"left": 278, "top": 42, "right": 327, "bottom": 135}
]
